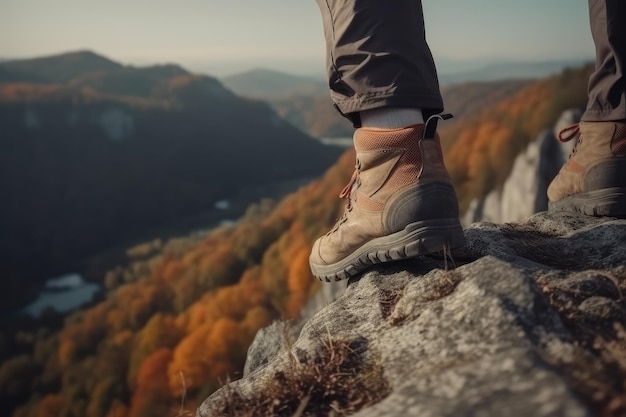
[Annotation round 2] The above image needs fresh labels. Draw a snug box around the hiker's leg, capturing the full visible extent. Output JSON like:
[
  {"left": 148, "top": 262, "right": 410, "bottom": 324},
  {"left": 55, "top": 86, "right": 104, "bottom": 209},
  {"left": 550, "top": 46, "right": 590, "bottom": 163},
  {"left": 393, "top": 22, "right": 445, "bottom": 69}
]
[
  {"left": 310, "top": 0, "right": 464, "bottom": 281},
  {"left": 547, "top": 0, "right": 626, "bottom": 217},
  {"left": 583, "top": 0, "right": 626, "bottom": 122},
  {"left": 315, "top": 0, "right": 443, "bottom": 127}
]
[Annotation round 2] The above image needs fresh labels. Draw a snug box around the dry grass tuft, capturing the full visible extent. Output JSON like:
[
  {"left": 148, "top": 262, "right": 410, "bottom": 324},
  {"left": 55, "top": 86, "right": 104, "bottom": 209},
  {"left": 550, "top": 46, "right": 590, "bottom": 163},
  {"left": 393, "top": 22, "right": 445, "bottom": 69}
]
[
  {"left": 211, "top": 337, "right": 390, "bottom": 417},
  {"left": 174, "top": 371, "right": 194, "bottom": 417},
  {"left": 379, "top": 288, "right": 404, "bottom": 320}
]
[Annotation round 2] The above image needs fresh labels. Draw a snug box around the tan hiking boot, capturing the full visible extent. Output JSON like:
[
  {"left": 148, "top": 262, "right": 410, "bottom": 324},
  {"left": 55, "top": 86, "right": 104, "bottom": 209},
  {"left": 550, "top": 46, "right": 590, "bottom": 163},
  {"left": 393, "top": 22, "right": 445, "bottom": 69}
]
[
  {"left": 309, "top": 115, "right": 465, "bottom": 282},
  {"left": 548, "top": 121, "right": 626, "bottom": 217}
]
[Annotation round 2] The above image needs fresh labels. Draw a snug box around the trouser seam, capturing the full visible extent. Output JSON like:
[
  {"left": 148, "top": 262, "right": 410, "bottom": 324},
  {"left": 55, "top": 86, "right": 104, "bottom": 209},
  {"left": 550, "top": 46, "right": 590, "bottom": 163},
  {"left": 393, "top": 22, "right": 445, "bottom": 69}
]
[{"left": 323, "top": 0, "right": 341, "bottom": 81}]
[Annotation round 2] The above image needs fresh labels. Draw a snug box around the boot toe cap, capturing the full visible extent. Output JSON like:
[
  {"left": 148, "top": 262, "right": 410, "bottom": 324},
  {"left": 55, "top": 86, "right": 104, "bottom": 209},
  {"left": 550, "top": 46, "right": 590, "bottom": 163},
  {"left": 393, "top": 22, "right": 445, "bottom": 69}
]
[{"left": 309, "top": 236, "right": 329, "bottom": 267}]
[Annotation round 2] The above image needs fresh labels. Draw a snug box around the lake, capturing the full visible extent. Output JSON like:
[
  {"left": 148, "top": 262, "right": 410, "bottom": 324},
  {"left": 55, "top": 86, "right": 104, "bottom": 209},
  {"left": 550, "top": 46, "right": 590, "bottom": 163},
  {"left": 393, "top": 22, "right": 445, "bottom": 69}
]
[{"left": 18, "top": 273, "right": 100, "bottom": 318}]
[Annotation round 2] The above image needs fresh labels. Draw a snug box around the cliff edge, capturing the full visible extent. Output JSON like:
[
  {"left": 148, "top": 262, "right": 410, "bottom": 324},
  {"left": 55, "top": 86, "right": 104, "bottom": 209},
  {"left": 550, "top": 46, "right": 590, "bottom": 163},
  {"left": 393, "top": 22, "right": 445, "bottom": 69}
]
[{"left": 197, "top": 211, "right": 626, "bottom": 417}]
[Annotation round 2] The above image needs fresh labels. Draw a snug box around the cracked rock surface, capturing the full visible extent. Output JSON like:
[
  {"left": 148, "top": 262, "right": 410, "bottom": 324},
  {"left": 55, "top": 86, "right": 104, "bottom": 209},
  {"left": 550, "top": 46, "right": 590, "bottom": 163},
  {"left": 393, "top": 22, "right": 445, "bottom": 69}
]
[{"left": 197, "top": 211, "right": 626, "bottom": 417}]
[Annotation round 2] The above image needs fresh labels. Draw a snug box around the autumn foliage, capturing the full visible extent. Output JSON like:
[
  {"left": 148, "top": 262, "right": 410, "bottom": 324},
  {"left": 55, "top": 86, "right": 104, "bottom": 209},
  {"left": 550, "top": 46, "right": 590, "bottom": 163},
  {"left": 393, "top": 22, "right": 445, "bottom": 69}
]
[
  {"left": 1, "top": 65, "right": 592, "bottom": 417},
  {"left": 2, "top": 144, "right": 353, "bottom": 417}
]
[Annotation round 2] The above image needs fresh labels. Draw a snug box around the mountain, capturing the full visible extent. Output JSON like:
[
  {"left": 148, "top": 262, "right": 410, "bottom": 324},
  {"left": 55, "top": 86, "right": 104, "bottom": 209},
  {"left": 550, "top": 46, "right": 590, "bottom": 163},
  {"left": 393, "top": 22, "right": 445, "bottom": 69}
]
[
  {"left": 271, "top": 93, "right": 351, "bottom": 138},
  {"left": 270, "top": 78, "right": 535, "bottom": 139},
  {"left": 221, "top": 68, "right": 326, "bottom": 100},
  {"left": 438, "top": 58, "right": 591, "bottom": 85},
  {"left": 0, "top": 50, "right": 123, "bottom": 83},
  {"left": 66, "top": 64, "right": 190, "bottom": 97},
  {"left": 0, "top": 51, "right": 341, "bottom": 307},
  {"left": 0, "top": 66, "right": 40, "bottom": 83},
  {"left": 221, "top": 68, "right": 347, "bottom": 138}
]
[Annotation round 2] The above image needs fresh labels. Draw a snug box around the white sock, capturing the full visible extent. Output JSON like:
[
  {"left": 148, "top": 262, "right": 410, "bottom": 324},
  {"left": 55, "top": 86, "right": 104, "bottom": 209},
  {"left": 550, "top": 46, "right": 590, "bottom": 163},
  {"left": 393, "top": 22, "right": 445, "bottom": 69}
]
[{"left": 360, "top": 108, "right": 424, "bottom": 129}]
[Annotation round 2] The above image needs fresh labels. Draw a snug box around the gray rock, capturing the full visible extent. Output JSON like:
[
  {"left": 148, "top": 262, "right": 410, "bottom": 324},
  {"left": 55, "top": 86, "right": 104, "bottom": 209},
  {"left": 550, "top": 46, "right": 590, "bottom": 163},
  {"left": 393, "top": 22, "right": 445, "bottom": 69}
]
[
  {"left": 243, "top": 280, "right": 347, "bottom": 378},
  {"left": 463, "top": 109, "right": 582, "bottom": 225},
  {"left": 298, "top": 279, "right": 347, "bottom": 323},
  {"left": 243, "top": 320, "right": 298, "bottom": 377},
  {"left": 197, "top": 211, "right": 626, "bottom": 417}
]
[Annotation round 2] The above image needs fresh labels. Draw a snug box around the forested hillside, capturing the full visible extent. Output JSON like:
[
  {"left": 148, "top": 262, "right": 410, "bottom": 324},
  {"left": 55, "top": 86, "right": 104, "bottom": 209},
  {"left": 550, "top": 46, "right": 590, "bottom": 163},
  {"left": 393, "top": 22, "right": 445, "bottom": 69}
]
[
  {"left": 2, "top": 151, "right": 354, "bottom": 417},
  {"left": 0, "top": 51, "right": 340, "bottom": 309}
]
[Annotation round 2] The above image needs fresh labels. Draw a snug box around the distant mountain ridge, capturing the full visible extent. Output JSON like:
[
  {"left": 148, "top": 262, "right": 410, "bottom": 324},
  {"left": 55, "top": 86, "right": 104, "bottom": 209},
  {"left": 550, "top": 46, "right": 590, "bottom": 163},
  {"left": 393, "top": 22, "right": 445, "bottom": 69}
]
[
  {"left": 220, "top": 59, "right": 590, "bottom": 99},
  {"left": 0, "top": 51, "right": 341, "bottom": 305},
  {"left": 222, "top": 60, "right": 591, "bottom": 139},
  {"left": 0, "top": 50, "right": 123, "bottom": 83},
  {"left": 437, "top": 58, "right": 591, "bottom": 85},
  {"left": 0, "top": 50, "right": 203, "bottom": 99},
  {"left": 221, "top": 68, "right": 326, "bottom": 100}
]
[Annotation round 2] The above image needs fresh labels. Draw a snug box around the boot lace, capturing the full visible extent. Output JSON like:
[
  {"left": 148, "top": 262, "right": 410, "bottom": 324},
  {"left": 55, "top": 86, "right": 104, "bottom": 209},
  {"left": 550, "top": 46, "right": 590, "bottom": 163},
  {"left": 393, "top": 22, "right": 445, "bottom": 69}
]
[
  {"left": 558, "top": 124, "right": 581, "bottom": 159},
  {"left": 328, "top": 160, "right": 361, "bottom": 234},
  {"left": 339, "top": 165, "right": 359, "bottom": 209}
]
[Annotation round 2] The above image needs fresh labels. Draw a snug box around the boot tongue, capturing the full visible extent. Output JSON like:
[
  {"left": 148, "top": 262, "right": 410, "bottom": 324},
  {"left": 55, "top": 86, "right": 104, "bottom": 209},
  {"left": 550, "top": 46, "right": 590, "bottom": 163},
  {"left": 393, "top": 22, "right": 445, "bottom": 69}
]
[{"left": 352, "top": 126, "right": 422, "bottom": 198}]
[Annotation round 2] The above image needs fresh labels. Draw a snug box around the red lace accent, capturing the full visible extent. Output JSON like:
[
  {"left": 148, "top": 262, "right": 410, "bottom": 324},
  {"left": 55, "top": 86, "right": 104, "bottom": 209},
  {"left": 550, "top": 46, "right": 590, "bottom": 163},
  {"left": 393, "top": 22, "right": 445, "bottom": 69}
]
[
  {"left": 557, "top": 124, "right": 580, "bottom": 142},
  {"left": 339, "top": 161, "right": 361, "bottom": 212},
  {"left": 339, "top": 169, "right": 358, "bottom": 199}
]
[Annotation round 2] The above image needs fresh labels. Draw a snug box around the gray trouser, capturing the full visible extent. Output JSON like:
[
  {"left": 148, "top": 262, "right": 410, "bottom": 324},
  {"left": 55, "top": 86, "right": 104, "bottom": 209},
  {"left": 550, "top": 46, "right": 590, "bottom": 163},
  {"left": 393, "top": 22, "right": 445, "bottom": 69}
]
[
  {"left": 316, "top": 0, "right": 626, "bottom": 126},
  {"left": 584, "top": 0, "right": 626, "bottom": 122},
  {"left": 315, "top": 0, "right": 443, "bottom": 126}
]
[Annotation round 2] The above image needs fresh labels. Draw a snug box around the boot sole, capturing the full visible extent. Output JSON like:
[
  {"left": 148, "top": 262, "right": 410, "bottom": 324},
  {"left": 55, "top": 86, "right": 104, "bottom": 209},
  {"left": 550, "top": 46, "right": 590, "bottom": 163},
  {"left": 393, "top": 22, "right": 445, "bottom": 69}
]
[
  {"left": 548, "top": 187, "right": 626, "bottom": 218},
  {"left": 310, "top": 218, "right": 466, "bottom": 282}
]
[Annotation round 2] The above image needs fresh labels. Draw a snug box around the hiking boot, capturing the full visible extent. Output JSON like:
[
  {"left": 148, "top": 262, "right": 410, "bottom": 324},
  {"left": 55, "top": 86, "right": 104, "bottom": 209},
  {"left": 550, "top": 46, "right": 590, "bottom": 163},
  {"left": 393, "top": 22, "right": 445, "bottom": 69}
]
[
  {"left": 548, "top": 121, "right": 626, "bottom": 217},
  {"left": 309, "top": 115, "right": 465, "bottom": 282}
]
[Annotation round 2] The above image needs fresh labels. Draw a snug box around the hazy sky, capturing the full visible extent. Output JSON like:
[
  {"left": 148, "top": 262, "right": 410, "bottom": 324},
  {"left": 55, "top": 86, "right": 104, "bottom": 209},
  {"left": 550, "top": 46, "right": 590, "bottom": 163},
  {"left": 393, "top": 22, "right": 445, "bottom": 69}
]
[{"left": 0, "top": 0, "right": 594, "bottom": 77}]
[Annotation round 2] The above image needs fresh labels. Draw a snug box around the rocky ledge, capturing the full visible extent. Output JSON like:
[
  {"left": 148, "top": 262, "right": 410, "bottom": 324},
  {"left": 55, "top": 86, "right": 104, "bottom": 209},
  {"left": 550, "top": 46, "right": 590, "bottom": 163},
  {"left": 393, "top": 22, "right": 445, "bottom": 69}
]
[{"left": 197, "top": 211, "right": 626, "bottom": 417}]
